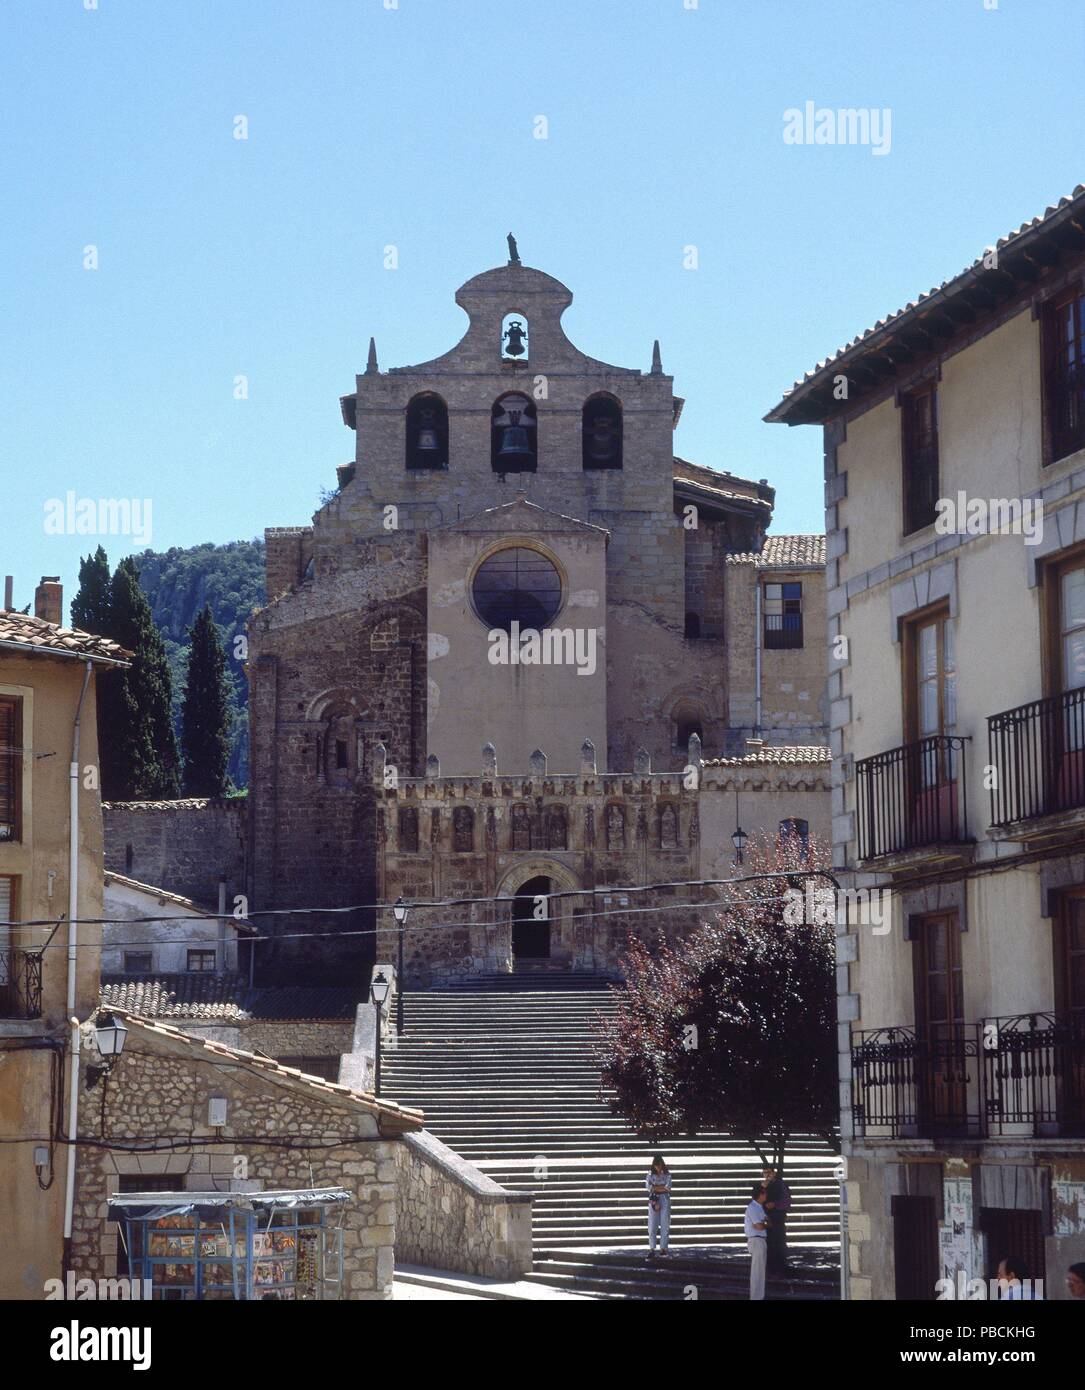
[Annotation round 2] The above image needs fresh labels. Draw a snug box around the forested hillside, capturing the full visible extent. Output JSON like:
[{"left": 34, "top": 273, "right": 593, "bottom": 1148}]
[{"left": 129, "top": 540, "right": 266, "bottom": 787}]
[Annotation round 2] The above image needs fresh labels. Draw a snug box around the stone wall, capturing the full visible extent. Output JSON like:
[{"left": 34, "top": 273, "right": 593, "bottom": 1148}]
[
  {"left": 102, "top": 798, "right": 246, "bottom": 910},
  {"left": 71, "top": 1020, "right": 403, "bottom": 1299},
  {"left": 394, "top": 1129, "right": 533, "bottom": 1279}
]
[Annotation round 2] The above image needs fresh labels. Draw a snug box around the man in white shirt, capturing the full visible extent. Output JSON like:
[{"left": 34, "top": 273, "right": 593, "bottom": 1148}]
[{"left": 745, "top": 1182, "right": 769, "bottom": 1300}]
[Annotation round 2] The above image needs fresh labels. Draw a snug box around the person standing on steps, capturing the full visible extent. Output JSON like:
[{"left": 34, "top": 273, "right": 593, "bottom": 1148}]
[
  {"left": 763, "top": 1166, "right": 792, "bottom": 1276},
  {"left": 646, "top": 1154, "right": 671, "bottom": 1258},
  {"left": 745, "top": 1182, "right": 769, "bottom": 1300}
]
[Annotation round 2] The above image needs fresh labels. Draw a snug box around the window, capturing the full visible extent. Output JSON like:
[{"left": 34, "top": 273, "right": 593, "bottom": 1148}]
[
  {"left": 911, "top": 911, "right": 967, "bottom": 1135},
  {"left": 452, "top": 807, "right": 474, "bottom": 853},
  {"left": 1045, "top": 552, "right": 1085, "bottom": 695},
  {"left": 124, "top": 951, "right": 153, "bottom": 974},
  {"left": 779, "top": 818, "right": 810, "bottom": 861},
  {"left": 764, "top": 582, "right": 803, "bottom": 649},
  {"left": 902, "top": 381, "right": 940, "bottom": 534},
  {"left": 472, "top": 546, "right": 561, "bottom": 633},
  {"left": 187, "top": 949, "right": 216, "bottom": 973},
  {"left": 491, "top": 394, "right": 537, "bottom": 473},
  {"left": 0, "top": 695, "right": 23, "bottom": 843},
  {"left": 582, "top": 394, "right": 623, "bottom": 469},
  {"left": 1044, "top": 286, "right": 1085, "bottom": 464},
  {"left": 335, "top": 739, "right": 348, "bottom": 771},
  {"left": 511, "top": 804, "right": 533, "bottom": 851},
  {"left": 684, "top": 612, "right": 701, "bottom": 639},
  {"left": 276, "top": 1056, "right": 341, "bottom": 1082},
  {"left": 405, "top": 393, "right": 448, "bottom": 470}
]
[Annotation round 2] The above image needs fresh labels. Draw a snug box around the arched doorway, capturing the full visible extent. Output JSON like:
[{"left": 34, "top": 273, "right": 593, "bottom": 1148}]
[{"left": 512, "top": 876, "right": 551, "bottom": 961}]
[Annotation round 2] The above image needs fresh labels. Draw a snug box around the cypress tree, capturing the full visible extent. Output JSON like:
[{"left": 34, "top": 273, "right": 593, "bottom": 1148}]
[
  {"left": 70, "top": 546, "right": 113, "bottom": 634},
  {"left": 107, "top": 559, "right": 181, "bottom": 799},
  {"left": 180, "top": 604, "right": 233, "bottom": 798}
]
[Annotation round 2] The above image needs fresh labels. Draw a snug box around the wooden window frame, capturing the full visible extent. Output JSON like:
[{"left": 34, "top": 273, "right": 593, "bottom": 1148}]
[
  {"left": 1041, "top": 540, "right": 1085, "bottom": 698},
  {"left": 901, "top": 380, "right": 940, "bottom": 536},
  {"left": 911, "top": 909, "right": 965, "bottom": 1039},
  {"left": 123, "top": 951, "right": 154, "bottom": 975},
  {"left": 1041, "top": 282, "right": 1085, "bottom": 468},
  {"left": 1053, "top": 886, "right": 1085, "bottom": 1017},
  {"left": 186, "top": 948, "right": 217, "bottom": 973},
  {"left": 763, "top": 580, "right": 804, "bottom": 650},
  {"left": 0, "top": 695, "right": 24, "bottom": 844},
  {"left": 901, "top": 601, "right": 953, "bottom": 745}
]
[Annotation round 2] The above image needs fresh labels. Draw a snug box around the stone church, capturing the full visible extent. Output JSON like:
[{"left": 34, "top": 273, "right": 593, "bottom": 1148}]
[{"left": 242, "top": 246, "right": 831, "bottom": 985}]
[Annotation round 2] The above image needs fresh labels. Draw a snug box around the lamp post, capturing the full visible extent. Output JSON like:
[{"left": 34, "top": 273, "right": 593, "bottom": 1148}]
[
  {"left": 370, "top": 970, "right": 391, "bottom": 1097},
  {"left": 731, "top": 825, "right": 748, "bottom": 866},
  {"left": 392, "top": 897, "right": 408, "bottom": 1036},
  {"left": 86, "top": 1011, "right": 129, "bottom": 1088}
]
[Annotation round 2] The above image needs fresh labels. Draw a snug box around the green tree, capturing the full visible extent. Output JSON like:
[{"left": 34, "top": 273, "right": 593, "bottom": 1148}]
[
  {"left": 105, "top": 559, "right": 180, "bottom": 799},
  {"left": 70, "top": 546, "right": 113, "bottom": 635},
  {"left": 180, "top": 604, "right": 233, "bottom": 797}
]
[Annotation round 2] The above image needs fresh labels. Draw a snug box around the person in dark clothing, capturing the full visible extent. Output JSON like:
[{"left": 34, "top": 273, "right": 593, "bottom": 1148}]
[{"left": 763, "top": 1166, "right": 792, "bottom": 1276}]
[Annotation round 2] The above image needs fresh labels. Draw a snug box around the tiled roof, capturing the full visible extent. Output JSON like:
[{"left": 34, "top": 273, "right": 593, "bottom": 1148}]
[
  {"left": 102, "top": 797, "right": 239, "bottom": 811},
  {"left": 725, "top": 534, "right": 826, "bottom": 568},
  {"left": 702, "top": 745, "right": 832, "bottom": 768},
  {"left": 99, "top": 974, "right": 361, "bottom": 1021},
  {"left": 673, "top": 457, "right": 773, "bottom": 508},
  {"left": 102, "top": 1010, "right": 423, "bottom": 1134},
  {"left": 103, "top": 872, "right": 256, "bottom": 933},
  {"left": 766, "top": 184, "right": 1085, "bottom": 425},
  {"left": 0, "top": 611, "right": 131, "bottom": 664}
]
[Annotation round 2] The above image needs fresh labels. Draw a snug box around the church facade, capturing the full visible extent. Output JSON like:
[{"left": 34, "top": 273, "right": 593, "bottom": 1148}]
[{"left": 245, "top": 250, "right": 830, "bottom": 984}]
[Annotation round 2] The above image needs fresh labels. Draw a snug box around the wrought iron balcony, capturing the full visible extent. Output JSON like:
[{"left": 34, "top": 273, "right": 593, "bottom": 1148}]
[
  {"left": 988, "top": 686, "right": 1085, "bottom": 827},
  {"left": 855, "top": 734, "right": 970, "bottom": 861},
  {"left": 0, "top": 947, "right": 43, "bottom": 1020},
  {"left": 851, "top": 1025, "right": 981, "bottom": 1140},
  {"left": 981, "top": 1011, "right": 1085, "bottom": 1138}
]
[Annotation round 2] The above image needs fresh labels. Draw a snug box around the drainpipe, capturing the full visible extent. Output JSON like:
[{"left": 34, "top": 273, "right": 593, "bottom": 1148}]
[
  {"left": 62, "top": 659, "right": 93, "bottom": 1276},
  {"left": 218, "top": 877, "right": 227, "bottom": 971},
  {"left": 754, "top": 576, "right": 763, "bottom": 735}
]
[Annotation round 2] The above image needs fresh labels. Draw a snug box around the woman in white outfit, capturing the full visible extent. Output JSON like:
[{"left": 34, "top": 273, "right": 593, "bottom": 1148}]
[{"left": 646, "top": 1154, "right": 671, "bottom": 1257}]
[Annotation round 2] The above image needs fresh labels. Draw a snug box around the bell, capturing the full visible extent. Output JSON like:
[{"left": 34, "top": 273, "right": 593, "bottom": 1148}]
[
  {"left": 587, "top": 417, "right": 618, "bottom": 463},
  {"left": 503, "top": 321, "right": 527, "bottom": 358},
  {"left": 497, "top": 425, "right": 532, "bottom": 466},
  {"left": 416, "top": 426, "right": 439, "bottom": 452}
]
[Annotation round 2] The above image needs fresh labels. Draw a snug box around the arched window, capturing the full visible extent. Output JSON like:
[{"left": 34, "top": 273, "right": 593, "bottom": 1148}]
[
  {"left": 582, "top": 394, "right": 622, "bottom": 470},
  {"left": 323, "top": 709, "right": 356, "bottom": 783},
  {"left": 453, "top": 806, "right": 475, "bottom": 853},
  {"left": 780, "top": 817, "right": 810, "bottom": 862},
  {"left": 406, "top": 393, "right": 448, "bottom": 470},
  {"left": 491, "top": 394, "right": 537, "bottom": 473},
  {"left": 501, "top": 313, "right": 529, "bottom": 361}
]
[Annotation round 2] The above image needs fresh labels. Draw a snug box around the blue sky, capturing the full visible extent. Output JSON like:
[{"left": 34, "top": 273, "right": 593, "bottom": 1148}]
[{"left": 2, "top": 0, "right": 1082, "bottom": 618}]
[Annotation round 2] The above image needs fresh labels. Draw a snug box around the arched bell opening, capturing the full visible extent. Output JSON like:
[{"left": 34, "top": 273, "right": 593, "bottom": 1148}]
[
  {"left": 405, "top": 392, "right": 449, "bottom": 470},
  {"left": 491, "top": 393, "right": 538, "bottom": 473},
  {"left": 501, "top": 313, "right": 529, "bottom": 362},
  {"left": 582, "top": 392, "right": 623, "bottom": 470}
]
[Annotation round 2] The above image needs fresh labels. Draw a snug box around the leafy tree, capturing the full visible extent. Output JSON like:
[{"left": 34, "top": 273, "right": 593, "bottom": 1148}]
[
  {"left": 596, "top": 833, "right": 839, "bottom": 1173},
  {"left": 180, "top": 604, "right": 233, "bottom": 797}
]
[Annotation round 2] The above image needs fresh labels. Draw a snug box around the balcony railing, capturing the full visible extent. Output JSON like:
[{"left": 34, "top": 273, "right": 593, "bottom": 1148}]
[
  {"left": 0, "top": 948, "right": 43, "bottom": 1020},
  {"left": 981, "top": 1011, "right": 1085, "bottom": 1137},
  {"left": 855, "top": 734, "right": 970, "bottom": 860},
  {"left": 851, "top": 1026, "right": 982, "bottom": 1140},
  {"left": 988, "top": 686, "right": 1085, "bottom": 827},
  {"left": 853, "top": 1014, "right": 1085, "bottom": 1139},
  {"left": 764, "top": 612, "right": 803, "bottom": 650}
]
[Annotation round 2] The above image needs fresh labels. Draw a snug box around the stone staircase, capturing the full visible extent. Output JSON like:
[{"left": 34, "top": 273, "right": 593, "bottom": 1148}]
[{"left": 381, "top": 974, "right": 840, "bottom": 1297}]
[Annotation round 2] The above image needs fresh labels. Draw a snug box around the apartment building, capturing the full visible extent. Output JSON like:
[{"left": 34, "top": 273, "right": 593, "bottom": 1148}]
[{"left": 768, "top": 184, "right": 1085, "bottom": 1299}]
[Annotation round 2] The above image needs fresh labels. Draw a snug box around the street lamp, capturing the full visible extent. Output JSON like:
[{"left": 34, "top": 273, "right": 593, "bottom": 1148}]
[
  {"left": 731, "top": 825, "right": 748, "bottom": 865},
  {"left": 392, "top": 897, "right": 408, "bottom": 1036},
  {"left": 370, "top": 970, "right": 391, "bottom": 1096},
  {"left": 86, "top": 1011, "right": 129, "bottom": 1088}
]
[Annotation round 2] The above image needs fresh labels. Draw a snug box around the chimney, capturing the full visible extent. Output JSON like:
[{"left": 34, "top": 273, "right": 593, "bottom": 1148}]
[
  {"left": 34, "top": 576, "right": 63, "bottom": 626},
  {"left": 3, "top": 576, "right": 12, "bottom": 612}
]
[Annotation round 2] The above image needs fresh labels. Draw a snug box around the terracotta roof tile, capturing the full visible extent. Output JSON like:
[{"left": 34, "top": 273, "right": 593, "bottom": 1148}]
[
  {"left": 0, "top": 611, "right": 131, "bottom": 663},
  {"left": 725, "top": 534, "right": 826, "bottom": 568},
  {"left": 702, "top": 745, "right": 832, "bottom": 768},
  {"left": 99, "top": 974, "right": 361, "bottom": 1021}
]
